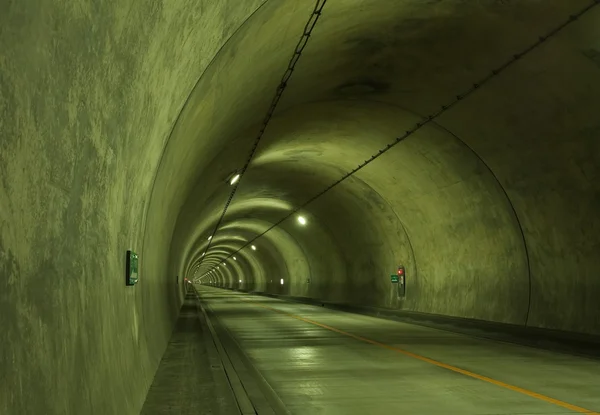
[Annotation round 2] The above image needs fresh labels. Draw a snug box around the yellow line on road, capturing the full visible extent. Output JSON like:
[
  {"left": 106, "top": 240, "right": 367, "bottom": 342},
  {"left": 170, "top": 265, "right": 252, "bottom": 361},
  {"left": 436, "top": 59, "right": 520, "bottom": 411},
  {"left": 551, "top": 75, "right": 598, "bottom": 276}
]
[{"left": 242, "top": 298, "right": 599, "bottom": 415}]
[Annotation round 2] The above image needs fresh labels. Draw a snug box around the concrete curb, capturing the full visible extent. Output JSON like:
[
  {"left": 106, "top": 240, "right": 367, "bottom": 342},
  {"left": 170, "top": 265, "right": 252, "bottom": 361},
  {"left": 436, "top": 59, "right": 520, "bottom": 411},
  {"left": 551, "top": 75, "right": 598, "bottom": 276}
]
[
  {"left": 194, "top": 286, "right": 291, "bottom": 415},
  {"left": 192, "top": 288, "right": 256, "bottom": 415}
]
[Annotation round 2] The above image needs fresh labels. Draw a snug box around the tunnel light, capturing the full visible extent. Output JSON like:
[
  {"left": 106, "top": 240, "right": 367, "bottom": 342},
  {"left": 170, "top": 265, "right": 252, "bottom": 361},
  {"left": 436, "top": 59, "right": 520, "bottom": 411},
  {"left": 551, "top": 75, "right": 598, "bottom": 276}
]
[
  {"left": 297, "top": 215, "right": 307, "bottom": 225},
  {"left": 280, "top": 278, "right": 284, "bottom": 285},
  {"left": 207, "top": 235, "right": 212, "bottom": 241},
  {"left": 239, "top": 279, "right": 242, "bottom": 283},
  {"left": 230, "top": 173, "right": 241, "bottom": 185},
  {"left": 233, "top": 256, "right": 237, "bottom": 261},
  {"left": 251, "top": 245, "right": 256, "bottom": 251},
  {"left": 202, "top": 252, "right": 205, "bottom": 256},
  {"left": 223, "top": 262, "right": 226, "bottom": 266}
]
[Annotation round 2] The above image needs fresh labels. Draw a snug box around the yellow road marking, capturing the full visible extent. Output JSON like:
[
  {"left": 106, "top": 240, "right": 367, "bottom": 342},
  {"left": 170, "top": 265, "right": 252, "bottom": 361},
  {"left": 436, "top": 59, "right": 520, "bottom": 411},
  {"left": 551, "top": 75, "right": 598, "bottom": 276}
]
[{"left": 240, "top": 297, "right": 599, "bottom": 415}]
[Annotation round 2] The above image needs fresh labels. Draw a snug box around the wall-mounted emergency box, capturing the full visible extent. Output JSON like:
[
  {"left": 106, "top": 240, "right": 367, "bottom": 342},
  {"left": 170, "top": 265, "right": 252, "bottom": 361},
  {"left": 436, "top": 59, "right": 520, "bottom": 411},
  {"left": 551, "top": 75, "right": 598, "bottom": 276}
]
[
  {"left": 126, "top": 250, "right": 139, "bottom": 286},
  {"left": 397, "top": 265, "right": 405, "bottom": 297}
]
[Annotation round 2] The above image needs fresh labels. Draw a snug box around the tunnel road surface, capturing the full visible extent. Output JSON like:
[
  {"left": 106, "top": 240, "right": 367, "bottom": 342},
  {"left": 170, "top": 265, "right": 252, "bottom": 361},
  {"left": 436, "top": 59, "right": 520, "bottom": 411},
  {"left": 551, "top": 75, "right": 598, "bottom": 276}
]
[{"left": 197, "top": 286, "right": 600, "bottom": 415}]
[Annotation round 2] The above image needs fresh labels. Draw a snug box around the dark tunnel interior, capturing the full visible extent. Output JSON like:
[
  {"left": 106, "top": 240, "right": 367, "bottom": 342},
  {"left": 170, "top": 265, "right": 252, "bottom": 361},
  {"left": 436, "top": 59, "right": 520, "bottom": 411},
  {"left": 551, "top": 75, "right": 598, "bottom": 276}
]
[{"left": 1, "top": 0, "right": 600, "bottom": 413}]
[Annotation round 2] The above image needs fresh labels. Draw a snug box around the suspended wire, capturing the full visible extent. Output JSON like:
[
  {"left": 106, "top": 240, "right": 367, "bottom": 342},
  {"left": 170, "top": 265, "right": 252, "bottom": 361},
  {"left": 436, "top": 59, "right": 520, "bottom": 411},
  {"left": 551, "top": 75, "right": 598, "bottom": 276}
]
[
  {"left": 200, "top": 0, "right": 599, "bottom": 279},
  {"left": 196, "top": 0, "right": 329, "bottom": 269}
]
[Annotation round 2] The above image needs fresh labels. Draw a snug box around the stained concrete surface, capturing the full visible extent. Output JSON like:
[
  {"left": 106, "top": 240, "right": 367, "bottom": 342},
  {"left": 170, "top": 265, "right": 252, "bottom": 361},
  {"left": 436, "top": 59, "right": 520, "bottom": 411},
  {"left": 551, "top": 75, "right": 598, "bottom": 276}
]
[
  {"left": 177, "top": 0, "right": 600, "bottom": 335},
  {"left": 2, "top": 0, "right": 600, "bottom": 414},
  {"left": 140, "top": 295, "right": 238, "bottom": 415},
  {"left": 200, "top": 287, "right": 600, "bottom": 415}
]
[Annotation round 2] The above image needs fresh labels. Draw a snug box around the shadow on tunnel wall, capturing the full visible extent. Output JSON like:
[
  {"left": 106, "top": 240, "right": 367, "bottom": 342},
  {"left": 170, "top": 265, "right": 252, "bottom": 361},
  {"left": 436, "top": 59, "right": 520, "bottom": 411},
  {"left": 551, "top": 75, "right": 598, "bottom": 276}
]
[
  {"left": 6, "top": 0, "right": 597, "bottom": 413},
  {"left": 184, "top": 0, "right": 600, "bottom": 338}
]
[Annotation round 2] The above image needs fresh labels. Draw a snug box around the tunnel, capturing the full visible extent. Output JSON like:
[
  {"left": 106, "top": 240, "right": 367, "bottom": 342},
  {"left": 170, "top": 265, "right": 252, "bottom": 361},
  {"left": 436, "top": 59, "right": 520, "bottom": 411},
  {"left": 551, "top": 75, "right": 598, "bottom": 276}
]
[{"left": 2, "top": 0, "right": 600, "bottom": 414}]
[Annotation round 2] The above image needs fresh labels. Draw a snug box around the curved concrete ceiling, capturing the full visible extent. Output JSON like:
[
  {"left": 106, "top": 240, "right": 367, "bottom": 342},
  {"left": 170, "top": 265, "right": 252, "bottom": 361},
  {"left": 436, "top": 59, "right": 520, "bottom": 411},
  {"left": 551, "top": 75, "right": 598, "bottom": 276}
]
[
  {"left": 2, "top": 0, "right": 600, "bottom": 413},
  {"left": 152, "top": 0, "right": 600, "bottom": 332}
]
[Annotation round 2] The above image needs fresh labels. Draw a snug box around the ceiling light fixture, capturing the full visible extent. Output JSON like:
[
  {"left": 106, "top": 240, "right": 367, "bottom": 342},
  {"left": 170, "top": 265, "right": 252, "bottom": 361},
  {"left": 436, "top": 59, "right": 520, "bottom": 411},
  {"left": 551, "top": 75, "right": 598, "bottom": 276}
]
[
  {"left": 233, "top": 256, "right": 237, "bottom": 261},
  {"left": 229, "top": 173, "right": 241, "bottom": 186},
  {"left": 251, "top": 245, "right": 256, "bottom": 251},
  {"left": 207, "top": 235, "right": 212, "bottom": 241},
  {"left": 297, "top": 215, "right": 307, "bottom": 225}
]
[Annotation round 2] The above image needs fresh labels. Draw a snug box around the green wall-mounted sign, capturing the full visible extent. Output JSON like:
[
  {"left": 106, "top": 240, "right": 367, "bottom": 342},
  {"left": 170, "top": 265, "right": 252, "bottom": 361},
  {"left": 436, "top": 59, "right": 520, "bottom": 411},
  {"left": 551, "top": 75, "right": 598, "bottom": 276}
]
[
  {"left": 390, "top": 274, "right": 399, "bottom": 283},
  {"left": 126, "top": 250, "right": 139, "bottom": 286}
]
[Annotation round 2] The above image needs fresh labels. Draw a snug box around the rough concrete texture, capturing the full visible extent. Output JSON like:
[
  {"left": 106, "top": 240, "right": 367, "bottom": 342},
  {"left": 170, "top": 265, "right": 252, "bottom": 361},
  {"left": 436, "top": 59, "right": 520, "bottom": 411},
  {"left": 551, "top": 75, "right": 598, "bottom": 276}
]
[
  {"left": 140, "top": 296, "right": 238, "bottom": 415},
  {"left": 199, "top": 288, "right": 600, "bottom": 415},
  {"left": 1, "top": 0, "right": 600, "bottom": 413}
]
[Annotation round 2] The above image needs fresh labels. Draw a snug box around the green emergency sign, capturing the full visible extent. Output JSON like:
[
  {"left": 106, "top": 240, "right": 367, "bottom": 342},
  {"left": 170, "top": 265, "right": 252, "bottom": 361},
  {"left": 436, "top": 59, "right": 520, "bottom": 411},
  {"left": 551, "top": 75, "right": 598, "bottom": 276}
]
[
  {"left": 390, "top": 274, "right": 399, "bottom": 283},
  {"left": 126, "top": 250, "right": 139, "bottom": 286}
]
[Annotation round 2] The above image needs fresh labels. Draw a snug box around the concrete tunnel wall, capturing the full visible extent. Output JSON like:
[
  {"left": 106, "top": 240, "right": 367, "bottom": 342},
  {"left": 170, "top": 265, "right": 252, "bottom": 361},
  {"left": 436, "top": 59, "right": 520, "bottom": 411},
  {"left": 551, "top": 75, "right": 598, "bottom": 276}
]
[{"left": 1, "top": 0, "right": 600, "bottom": 414}]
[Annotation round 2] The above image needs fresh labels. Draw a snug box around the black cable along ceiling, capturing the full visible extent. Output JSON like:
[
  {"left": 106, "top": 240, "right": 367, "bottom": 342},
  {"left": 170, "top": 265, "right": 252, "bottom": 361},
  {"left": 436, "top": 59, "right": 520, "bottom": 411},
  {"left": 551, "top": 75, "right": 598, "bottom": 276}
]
[
  {"left": 195, "top": 0, "right": 329, "bottom": 271},
  {"left": 198, "top": 0, "right": 600, "bottom": 281}
]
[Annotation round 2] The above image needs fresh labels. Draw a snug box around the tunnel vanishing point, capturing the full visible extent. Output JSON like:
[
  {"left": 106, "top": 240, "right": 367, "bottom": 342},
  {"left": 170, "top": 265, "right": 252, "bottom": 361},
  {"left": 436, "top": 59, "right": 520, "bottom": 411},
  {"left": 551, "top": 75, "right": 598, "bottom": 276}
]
[{"left": 2, "top": 0, "right": 600, "bottom": 414}]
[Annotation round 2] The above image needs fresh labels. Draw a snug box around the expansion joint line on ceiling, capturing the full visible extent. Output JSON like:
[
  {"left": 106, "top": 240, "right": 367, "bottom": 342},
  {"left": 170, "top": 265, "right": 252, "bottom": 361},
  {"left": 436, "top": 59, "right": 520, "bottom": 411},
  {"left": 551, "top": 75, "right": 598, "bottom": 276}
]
[
  {"left": 199, "top": 1, "right": 599, "bottom": 279},
  {"left": 196, "top": 0, "right": 328, "bottom": 270}
]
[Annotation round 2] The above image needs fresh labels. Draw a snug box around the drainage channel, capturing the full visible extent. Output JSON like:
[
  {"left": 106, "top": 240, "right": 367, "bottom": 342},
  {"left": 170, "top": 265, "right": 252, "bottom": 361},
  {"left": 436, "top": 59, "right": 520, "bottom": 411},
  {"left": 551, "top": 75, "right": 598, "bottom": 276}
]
[{"left": 192, "top": 286, "right": 289, "bottom": 415}]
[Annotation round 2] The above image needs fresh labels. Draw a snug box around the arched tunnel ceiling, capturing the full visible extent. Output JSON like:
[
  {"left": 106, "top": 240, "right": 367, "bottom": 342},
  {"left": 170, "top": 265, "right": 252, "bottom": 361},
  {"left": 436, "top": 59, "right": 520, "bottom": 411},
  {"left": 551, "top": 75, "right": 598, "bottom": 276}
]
[
  {"left": 2, "top": 1, "right": 600, "bottom": 413},
  {"left": 159, "top": 0, "right": 600, "bottom": 333}
]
